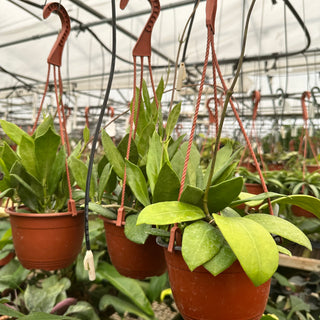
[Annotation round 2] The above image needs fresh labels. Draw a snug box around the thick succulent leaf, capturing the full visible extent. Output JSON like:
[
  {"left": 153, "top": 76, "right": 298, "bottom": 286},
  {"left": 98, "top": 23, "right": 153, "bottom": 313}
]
[
  {"left": 231, "top": 192, "right": 282, "bottom": 207},
  {"left": 124, "top": 213, "right": 151, "bottom": 244},
  {"left": 137, "top": 201, "right": 205, "bottom": 225},
  {"left": 182, "top": 221, "right": 224, "bottom": 271},
  {"left": 213, "top": 213, "right": 279, "bottom": 286},
  {"left": 35, "top": 126, "right": 61, "bottom": 183},
  {"left": 33, "top": 115, "right": 54, "bottom": 138},
  {"left": 47, "top": 147, "right": 66, "bottom": 196},
  {"left": 125, "top": 159, "right": 150, "bottom": 207},
  {"left": 99, "top": 295, "right": 153, "bottom": 320},
  {"left": 166, "top": 102, "right": 181, "bottom": 137},
  {"left": 153, "top": 162, "right": 180, "bottom": 203},
  {"left": 278, "top": 245, "right": 292, "bottom": 256},
  {"left": 98, "top": 163, "right": 114, "bottom": 201},
  {"left": 118, "top": 134, "right": 139, "bottom": 165},
  {"left": 101, "top": 130, "right": 125, "bottom": 179},
  {"left": 204, "top": 242, "right": 237, "bottom": 276},
  {"left": 69, "top": 156, "right": 95, "bottom": 200},
  {"left": 146, "top": 131, "right": 163, "bottom": 195},
  {"left": 245, "top": 214, "right": 312, "bottom": 250},
  {"left": 136, "top": 122, "right": 155, "bottom": 159},
  {"left": 180, "top": 185, "right": 204, "bottom": 207},
  {"left": 88, "top": 202, "right": 117, "bottom": 220},
  {"left": 168, "top": 135, "right": 185, "bottom": 160},
  {"left": 19, "top": 135, "right": 37, "bottom": 178},
  {"left": 260, "top": 194, "right": 320, "bottom": 218},
  {"left": 0, "top": 120, "right": 32, "bottom": 145},
  {"left": 96, "top": 262, "right": 154, "bottom": 316},
  {"left": 1, "top": 141, "right": 19, "bottom": 171},
  {"left": 207, "top": 176, "right": 243, "bottom": 213}
]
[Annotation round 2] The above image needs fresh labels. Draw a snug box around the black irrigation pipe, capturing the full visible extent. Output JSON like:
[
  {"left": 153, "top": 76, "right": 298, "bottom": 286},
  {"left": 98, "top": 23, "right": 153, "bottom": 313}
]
[{"left": 84, "top": 0, "right": 116, "bottom": 252}]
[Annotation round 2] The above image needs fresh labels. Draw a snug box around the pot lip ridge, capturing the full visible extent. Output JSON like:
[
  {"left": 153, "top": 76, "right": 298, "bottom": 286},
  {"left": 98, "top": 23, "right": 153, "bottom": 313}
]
[{"left": 5, "top": 206, "right": 84, "bottom": 218}]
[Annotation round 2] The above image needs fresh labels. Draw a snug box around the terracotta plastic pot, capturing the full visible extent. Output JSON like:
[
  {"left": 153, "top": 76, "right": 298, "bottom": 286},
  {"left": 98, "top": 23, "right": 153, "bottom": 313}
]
[
  {"left": 306, "top": 165, "right": 320, "bottom": 173},
  {"left": 268, "top": 163, "right": 284, "bottom": 171},
  {"left": 245, "top": 182, "right": 264, "bottom": 195},
  {"left": 291, "top": 205, "right": 315, "bottom": 218},
  {"left": 240, "top": 162, "right": 257, "bottom": 172},
  {"left": 158, "top": 238, "right": 271, "bottom": 320},
  {"left": 101, "top": 216, "right": 166, "bottom": 279},
  {"left": 6, "top": 207, "right": 84, "bottom": 270}
]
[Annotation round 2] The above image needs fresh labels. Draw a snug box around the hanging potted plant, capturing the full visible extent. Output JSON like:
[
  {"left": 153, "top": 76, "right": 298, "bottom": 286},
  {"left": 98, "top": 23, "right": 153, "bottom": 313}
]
[
  {"left": 0, "top": 116, "right": 84, "bottom": 270},
  {"left": 70, "top": 79, "right": 170, "bottom": 280}
]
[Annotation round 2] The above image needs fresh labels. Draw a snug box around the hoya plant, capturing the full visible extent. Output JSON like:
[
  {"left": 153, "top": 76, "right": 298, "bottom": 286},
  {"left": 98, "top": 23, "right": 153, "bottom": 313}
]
[{"left": 0, "top": 116, "right": 71, "bottom": 213}]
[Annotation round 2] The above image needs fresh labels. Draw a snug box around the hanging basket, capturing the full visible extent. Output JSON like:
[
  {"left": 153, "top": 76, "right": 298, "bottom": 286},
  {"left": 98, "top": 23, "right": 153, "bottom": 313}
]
[
  {"left": 158, "top": 238, "right": 270, "bottom": 320},
  {"left": 0, "top": 252, "right": 15, "bottom": 267},
  {"left": 245, "top": 182, "right": 264, "bottom": 195},
  {"left": 6, "top": 207, "right": 84, "bottom": 270},
  {"left": 291, "top": 205, "right": 316, "bottom": 218},
  {"left": 100, "top": 216, "right": 166, "bottom": 279}
]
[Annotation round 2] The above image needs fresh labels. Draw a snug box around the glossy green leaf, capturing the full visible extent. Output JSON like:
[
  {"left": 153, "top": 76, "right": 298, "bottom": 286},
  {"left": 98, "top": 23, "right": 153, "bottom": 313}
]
[
  {"left": 118, "top": 134, "right": 139, "bottom": 165},
  {"left": 88, "top": 202, "right": 117, "bottom": 219},
  {"left": 213, "top": 213, "right": 279, "bottom": 286},
  {"left": 245, "top": 214, "right": 312, "bottom": 250},
  {"left": 1, "top": 141, "right": 19, "bottom": 171},
  {"left": 125, "top": 159, "right": 150, "bottom": 207},
  {"left": 64, "top": 301, "right": 100, "bottom": 320},
  {"left": 137, "top": 201, "right": 205, "bottom": 225},
  {"left": 182, "top": 221, "right": 224, "bottom": 271},
  {"left": 124, "top": 213, "right": 151, "bottom": 244},
  {"left": 0, "top": 303, "right": 24, "bottom": 318},
  {"left": 69, "top": 156, "right": 95, "bottom": 200},
  {"left": 96, "top": 262, "right": 154, "bottom": 316},
  {"left": 136, "top": 122, "right": 155, "bottom": 159},
  {"left": 33, "top": 115, "right": 54, "bottom": 138},
  {"left": 101, "top": 130, "right": 125, "bottom": 179},
  {"left": 0, "top": 119, "right": 32, "bottom": 145},
  {"left": 83, "top": 126, "right": 90, "bottom": 144},
  {"left": 146, "top": 131, "right": 163, "bottom": 195},
  {"left": 204, "top": 242, "right": 237, "bottom": 276},
  {"left": 166, "top": 102, "right": 181, "bottom": 137},
  {"left": 260, "top": 194, "right": 320, "bottom": 218},
  {"left": 47, "top": 147, "right": 66, "bottom": 196},
  {"left": 153, "top": 162, "right": 180, "bottom": 202},
  {"left": 19, "top": 135, "right": 37, "bottom": 178},
  {"left": 277, "top": 245, "right": 292, "bottom": 256},
  {"left": 180, "top": 185, "right": 204, "bottom": 207},
  {"left": 35, "top": 126, "right": 60, "bottom": 183},
  {"left": 98, "top": 163, "right": 112, "bottom": 201},
  {"left": 207, "top": 176, "right": 243, "bottom": 213},
  {"left": 231, "top": 192, "right": 282, "bottom": 207},
  {"left": 168, "top": 134, "right": 185, "bottom": 160},
  {"left": 20, "top": 313, "right": 76, "bottom": 320},
  {"left": 99, "top": 295, "right": 153, "bottom": 320}
]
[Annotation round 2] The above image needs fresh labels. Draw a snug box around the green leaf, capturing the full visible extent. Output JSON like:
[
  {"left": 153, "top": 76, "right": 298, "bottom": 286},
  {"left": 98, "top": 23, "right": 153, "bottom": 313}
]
[
  {"left": 261, "top": 194, "right": 320, "bottom": 218},
  {"left": 101, "top": 130, "right": 125, "bottom": 179},
  {"left": 99, "top": 295, "right": 153, "bottom": 320},
  {"left": 204, "top": 242, "right": 237, "bottom": 276},
  {"left": 19, "top": 135, "right": 37, "bottom": 178},
  {"left": 180, "top": 185, "right": 204, "bottom": 207},
  {"left": 0, "top": 303, "right": 24, "bottom": 318},
  {"left": 118, "top": 134, "right": 139, "bottom": 165},
  {"left": 168, "top": 135, "right": 185, "bottom": 160},
  {"left": 20, "top": 312, "right": 77, "bottom": 320},
  {"left": 88, "top": 202, "right": 117, "bottom": 219},
  {"left": 96, "top": 262, "right": 154, "bottom": 316},
  {"left": 25, "top": 276, "right": 71, "bottom": 313},
  {"left": 1, "top": 141, "right": 19, "bottom": 171},
  {"left": 153, "top": 162, "right": 180, "bottom": 203},
  {"left": 65, "top": 301, "right": 100, "bottom": 320},
  {"left": 137, "top": 201, "right": 205, "bottom": 225},
  {"left": 207, "top": 176, "right": 243, "bottom": 213},
  {"left": 213, "top": 214, "right": 279, "bottom": 286},
  {"left": 166, "top": 102, "right": 181, "bottom": 137},
  {"left": 288, "top": 295, "right": 310, "bottom": 319},
  {"left": 136, "top": 122, "right": 156, "bottom": 160},
  {"left": 124, "top": 213, "right": 151, "bottom": 244},
  {"left": 0, "top": 259, "right": 29, "bottom": 292},
  {"left": 98, "top": 163, "right": 113, "bottom": 201},
  {"left": 146, "top": 131, "right": 163, "bottom": 195},
  {"left": 125, "top": 159, "right": 150, "bottom": 207},
  {"left": 83, "top": 126, "right": 90, "bottom": 144},
  {"left": 35, "top": 126, "right": 61, "bottom": 183},
  {"left": 69, "top": 156, "right": 95, "bottom": 200},
  {"left": 277, "top": 245, "right": 292, "bottom": 256},
  {"left": 47, "top": 147, "right": 66, "bottom": 196},
  {"left": 182, "top": 221, "right": 224, "bottom": 271},
  {"left": 244, "top": 214, "right": 312, "bottom": 250},
  {"left": 0, "top": 120, "right": 32, "bottom": 145},
  {"left": 231, "top": 192, "right": 282, "bottom": 207}
]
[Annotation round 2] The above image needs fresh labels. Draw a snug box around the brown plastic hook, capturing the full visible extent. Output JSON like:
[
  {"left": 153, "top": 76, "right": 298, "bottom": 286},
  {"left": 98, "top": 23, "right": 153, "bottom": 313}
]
[
  {"left": 43, "top": 2, "right": 71, "bottom": 67},
  {"left": 301, "top": 91, "right": 311, "bottom": 121},
  {"left": 206, "top": 0, "right": 218, "bottom": 33},
  {"left": 121, "top": 0, "right": 160, "bottom": 57},
  {"left": 252, "top": 90, "right": 261, "bottom": 121}
]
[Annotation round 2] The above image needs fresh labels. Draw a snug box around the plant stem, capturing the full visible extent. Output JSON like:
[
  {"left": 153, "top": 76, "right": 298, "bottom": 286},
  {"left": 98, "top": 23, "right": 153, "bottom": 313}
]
[{"left": 203, "top": 0, "right": 257, "bottom": 217}]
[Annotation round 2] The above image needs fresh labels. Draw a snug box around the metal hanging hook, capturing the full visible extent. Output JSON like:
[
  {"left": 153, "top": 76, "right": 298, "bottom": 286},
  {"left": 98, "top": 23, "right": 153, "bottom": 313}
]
[
  {"left": 43, "top": 2, "right": 71, "bottom": 67},
  {"left": 120, "top": 0, "right": 160, "bottom": 57}
]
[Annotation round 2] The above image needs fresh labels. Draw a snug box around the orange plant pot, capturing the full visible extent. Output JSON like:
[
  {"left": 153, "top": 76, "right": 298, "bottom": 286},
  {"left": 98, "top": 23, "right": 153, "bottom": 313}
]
[
  {"left": 7, "top": 207, "right": 84, "bottom": 270},
  {"left": 0, "top": 252, "right": 15, "bottom": 267},
  {"left": 245, "top": 182, "right": 264, "bottom": 194},
  {"left": 161, "top": 241, "right": 271, "bottom": 320},
  {"left": 101, "top": 216, "right": 166, "bottom": 279},
  {"left": 291, "top": 205, "right": 316, "bottom": 218}
]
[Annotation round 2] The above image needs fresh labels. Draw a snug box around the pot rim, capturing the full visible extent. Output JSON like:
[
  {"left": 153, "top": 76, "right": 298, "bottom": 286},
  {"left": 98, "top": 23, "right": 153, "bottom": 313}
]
[
  {"left": 99, "top": 215, "right": 124, "bottom": 226},
  {"left": 5, "top": 206, "right": 84, "bottom": 218}
]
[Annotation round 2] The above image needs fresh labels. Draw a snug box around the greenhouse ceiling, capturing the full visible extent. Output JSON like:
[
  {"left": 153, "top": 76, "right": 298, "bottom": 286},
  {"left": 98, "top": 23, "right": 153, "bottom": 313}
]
[{"left": 1, "top": 0, "right": 320, "bottom": 139}]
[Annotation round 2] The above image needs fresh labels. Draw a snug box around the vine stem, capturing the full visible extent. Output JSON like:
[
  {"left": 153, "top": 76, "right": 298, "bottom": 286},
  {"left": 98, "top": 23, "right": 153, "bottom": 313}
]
[{"left": 203, "top": 0, "right": 257, "bottom": 217}]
